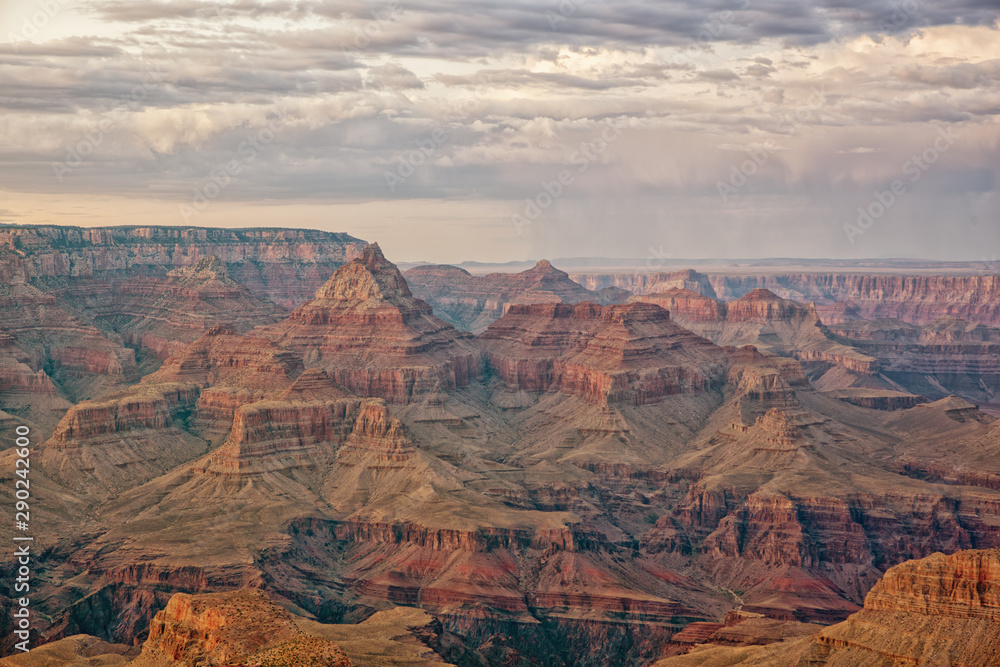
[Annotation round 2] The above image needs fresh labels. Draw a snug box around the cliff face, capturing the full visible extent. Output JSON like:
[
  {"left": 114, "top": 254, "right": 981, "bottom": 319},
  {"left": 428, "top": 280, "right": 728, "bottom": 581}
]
[
  {"left": 630, "top": 289, "right": 880, "bottom": 378},
  {"left": 132, "top": 589, "right": 351, "bottom": 667},
  {"left": 570, "top": 269, "right": 717, "bottom": 298},
  {"left": 574, "top": 268, "right": 1000, "bottom": 327},
  {"left": 14, "top": 238, "right": 1000, "bottom": 667},
  {"left": 257, "top": 243, "right": 483, "bottom": 403},
  {"left": 479, "top": 302, "right": 727, "bottom": 404},
  {"left": 108, "top": 256, "right": 287, "bottom": 360},
  {"left": 405, "top": 259, "right": 627, "bottom": 333},
  {"left": 827, "top": 316, "right": 1000, "bottom": 403},
  {"left": 0, "top": 224, "right": 366, "bottom": 309},
  {"left": 38, "top": 383, "right": 207, "bottom": 495}
]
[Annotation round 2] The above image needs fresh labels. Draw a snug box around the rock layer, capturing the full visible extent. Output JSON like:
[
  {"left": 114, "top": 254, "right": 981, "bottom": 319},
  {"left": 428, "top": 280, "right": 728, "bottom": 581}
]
[
  {"left": 405, "top": 259, "right": 627, "bottom": 332},
  {"left": 479, "top": 302, "right": 727, "bottom": 404},
  {"left": 257, "top": 244, "right": 482, "bottom": 403}
]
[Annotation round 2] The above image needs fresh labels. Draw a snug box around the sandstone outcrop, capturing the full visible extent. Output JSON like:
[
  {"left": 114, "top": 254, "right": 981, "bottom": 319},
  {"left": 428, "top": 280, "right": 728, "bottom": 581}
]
[
  {"left": 257, "top": 244, "right": 482, "bottom": 403},
  {"left": 131, "top": 589, "right": 351, "bottom": 667},
  {"left": 13, "top": 237, "right": 1000, "bottom": 667},
  {"left": 827, "top": 315, "right": 1000, "bottom": 404},
  {"left": 0, "top": 276, "right": 138, "bottom": 403},
  {"left": 655, "top": 549, "right": 1000, "bottom": 666},
  {"left": 0, "top": 224, "right": 366, "bottom": 310},
  {"left": 630, "top": 288, "right": 879, "bottom": 377},
  {"left": 575, "top": 268, "right": 1000, "bottom": 327},
  {"left": 38, "top": 383, "right": 206, "bottom": 494},
  {"left": 108, "top": 256, "right": 286, "bottom": 360},
  {"left": 405, "top": 259, "right": 627, "bottom": 332},
  {"left": 479, "top": 302, "right": 727, "bottom": 404}
]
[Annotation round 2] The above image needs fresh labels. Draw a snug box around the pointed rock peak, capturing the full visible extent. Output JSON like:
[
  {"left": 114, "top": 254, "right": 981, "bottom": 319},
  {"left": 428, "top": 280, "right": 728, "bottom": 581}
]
[
  {"left": 280, "top": 368, "right": 349, "bottom": 401},
  {"left": 739, "top": 288, "right": 783, "bottom": 301},
  {"left": 360, "top": 241, "right": 387, "bottom": 266},
  {"left": 526, "top": 259, "right": 566, "bottom": 277},
  {"left": 314, "top": 242, "right": 413, "bottom": 303}
]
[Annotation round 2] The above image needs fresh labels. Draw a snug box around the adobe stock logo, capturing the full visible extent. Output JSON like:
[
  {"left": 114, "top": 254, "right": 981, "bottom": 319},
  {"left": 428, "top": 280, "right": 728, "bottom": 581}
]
[{"left": 844, "top": 126, "right": 957, "bottom": 244}]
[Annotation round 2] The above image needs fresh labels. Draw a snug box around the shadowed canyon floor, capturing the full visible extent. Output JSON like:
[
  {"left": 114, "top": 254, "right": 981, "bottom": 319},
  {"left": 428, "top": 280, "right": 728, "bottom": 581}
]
[{"left": 3, "top": 228, "right": 1000, "bottom": 665}]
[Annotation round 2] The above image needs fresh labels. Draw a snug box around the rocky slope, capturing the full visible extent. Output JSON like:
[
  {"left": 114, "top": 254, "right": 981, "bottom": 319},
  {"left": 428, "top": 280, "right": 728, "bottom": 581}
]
[
  {"left": 405, "top": 260, "right": 628, "bottom": 333},
  {"left": 654, "top": 548, "right": 1000, "bottom": 666},
  {"left": 256, "top": 243, "right": 482, "bottom": 403},
  {"left": 106, "top": 256, "right": 286, "bottom": 360}
]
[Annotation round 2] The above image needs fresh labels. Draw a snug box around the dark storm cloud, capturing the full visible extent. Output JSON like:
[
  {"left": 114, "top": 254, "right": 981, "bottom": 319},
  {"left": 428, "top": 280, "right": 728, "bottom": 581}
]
[{"left": 89, "top": 0, "right": 1000, "bottom": 56}]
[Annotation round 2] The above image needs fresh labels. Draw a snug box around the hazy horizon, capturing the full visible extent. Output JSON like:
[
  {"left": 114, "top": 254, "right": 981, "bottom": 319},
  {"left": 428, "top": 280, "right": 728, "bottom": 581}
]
[{"left": 1, "top": 1, "right": 997, "bottom": 263}]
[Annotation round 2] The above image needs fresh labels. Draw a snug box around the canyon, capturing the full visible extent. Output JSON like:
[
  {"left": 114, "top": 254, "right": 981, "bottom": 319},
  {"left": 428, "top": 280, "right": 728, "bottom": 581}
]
[{"left": 2, "top": 228, "right": 1000, "bottom": 666}]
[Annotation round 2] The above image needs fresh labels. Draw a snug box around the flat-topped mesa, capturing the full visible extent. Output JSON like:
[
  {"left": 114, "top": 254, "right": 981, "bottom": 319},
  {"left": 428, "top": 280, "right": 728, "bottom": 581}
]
[
  {"left": 256, "top": 243, "right": 483, "bottom": 403},
  {"left": 200, "top": 397, "right": 361, "bottom": 476},
  {"left": 39, "top": 383, "right": 206, "bottom": 494},
  {"left": 479, "top": 301, "right": 727, "bottom": 404},
  {"left": 725, "top": 288, "right": 812, "bottom": 322},
  {"left": 632, "top": 288, "right": 811, "bottom": 325},
  {"left": 631, "top": 288, "right": 725, "bottom": 322},
  {"left": 404, "top": 258, "right": 625, "bottom": 333},
  {"left": 644, "top": 268, "right": 719, "bottom": 297},
  {"left": 0, "top": 224, "right": 367, "bottom": 311}
]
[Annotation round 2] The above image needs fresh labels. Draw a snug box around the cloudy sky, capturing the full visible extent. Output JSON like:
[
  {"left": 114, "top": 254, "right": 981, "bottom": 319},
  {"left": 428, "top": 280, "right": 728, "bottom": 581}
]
[{"left": 0, "top": 0, "right": 997, "bottom": 262}]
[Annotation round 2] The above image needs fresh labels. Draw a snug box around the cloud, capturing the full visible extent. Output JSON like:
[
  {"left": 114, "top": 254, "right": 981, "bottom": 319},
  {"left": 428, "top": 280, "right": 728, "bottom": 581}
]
[{"left": 0, "top": 1, "right": 997, "bottom": 261}]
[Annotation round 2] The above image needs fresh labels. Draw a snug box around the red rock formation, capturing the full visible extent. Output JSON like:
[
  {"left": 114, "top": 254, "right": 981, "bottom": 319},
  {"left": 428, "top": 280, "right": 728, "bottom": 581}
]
[
  {"left": 479, "top": 302, "right": 727, "bottom": 404},
  {"left": 570, "top": 269, "right": 718, "bottom": 298},
  {"left": 635, "top": 288, "right": 725, "bottom": 322},
  {"left": 632, "top": 289, "right": 880, "bottom": 376},
  {"left": 201, "top": 398, "right": 360, "bottom": 476},
  {"left": 143, "top": 326, "right": 303, "bottom": 389},
  {"left": 109, "top": 256, "right": 286, "bottom": 359},
  {"left": 405, "top": 259, "right": 627, "bottom": 332},
  {"left": 38, "top": 383, "right": 207, "bottom": 494},
  {"left": 0, "top": 224, "right": 366, "bottom": 310},
  {"left": 0, "top": 275, "right": 138, "bottom": 401},
  {"left": 132, "top": 589, "right": 351, "bottom": 667},
  {"left": 827, "top": 316, "right": 1000, "bottom": 403},
  {"left": 257, "top": 243, "right": 482, "bottom": 403},
  {"left": 823, "top": 388, "right": 927, "bottom": 411},
  {"left": 573, "top": 270, "right": 1000, "bottom": 327}
]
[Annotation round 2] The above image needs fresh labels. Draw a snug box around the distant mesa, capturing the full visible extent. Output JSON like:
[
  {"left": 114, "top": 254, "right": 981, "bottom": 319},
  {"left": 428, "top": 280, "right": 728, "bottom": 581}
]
[{"left": 405, "top": 258, "right": 628, "bottom": 333}]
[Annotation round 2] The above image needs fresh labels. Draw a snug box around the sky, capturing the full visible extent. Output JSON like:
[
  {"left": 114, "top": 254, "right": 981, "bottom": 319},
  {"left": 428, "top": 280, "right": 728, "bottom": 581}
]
[{"left": 0, "top": 0, "right": 998, "bottom": 263}]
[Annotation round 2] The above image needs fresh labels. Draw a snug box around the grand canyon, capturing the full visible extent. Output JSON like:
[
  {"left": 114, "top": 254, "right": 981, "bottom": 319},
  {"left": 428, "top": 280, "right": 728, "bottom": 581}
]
[{"left": 2, "top": 225, "right": 1000, "bottom": 666}]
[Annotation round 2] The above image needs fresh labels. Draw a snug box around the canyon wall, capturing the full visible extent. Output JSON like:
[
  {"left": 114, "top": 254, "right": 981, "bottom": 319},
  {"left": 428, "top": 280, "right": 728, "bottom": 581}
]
[
  {"left": 572, "top": 269, "right": 1000, "bottom": 327},
  {"left": 0, "top": 225, "right": 367, "bottom": 310}
]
